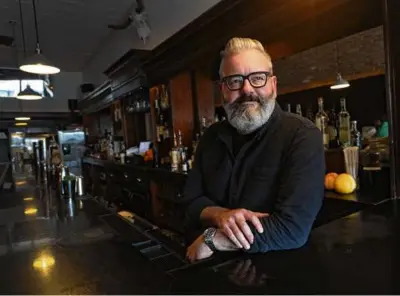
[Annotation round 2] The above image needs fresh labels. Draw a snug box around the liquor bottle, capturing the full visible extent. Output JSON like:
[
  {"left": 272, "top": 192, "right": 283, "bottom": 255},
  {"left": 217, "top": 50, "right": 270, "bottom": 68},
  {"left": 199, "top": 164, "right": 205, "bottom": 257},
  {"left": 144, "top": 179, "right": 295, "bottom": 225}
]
[
  {"left": 286, "top": 103, "right": 292, "bottom": 113},
  {"left": 315, "top": 97, "right": 329, "bottom": 149},
  {"left": 163, "top": 121, "right": 170, "bottom": 139},
  {"left": 170, "top": 133, "right": 180, "bottom": 172},
  {"left": 158, "top": 114, "right": 165, "bottom": 142},
  {"left": 338, "top": 97, "right": 351, "bottom": 147},
  {"left": 328, "top": 106, "right": 340, "bottom": 148},
  {"left": 160, "top": 85, "right": 169, "bottom": 109},
  {"left": 350, "top": 120, "right": 361, "bottom": 148},
  {"left": 180, "top": 147, "right": 189, "bottom": 173},
  {"left": 306, "top": 105, "right": 314, "bottom": 122},
  {"left": 200, "top": 117, "right": 208, "bottom": 136},
  {"left": 295, "top": 104, "right": 302, "bottom": 116}
]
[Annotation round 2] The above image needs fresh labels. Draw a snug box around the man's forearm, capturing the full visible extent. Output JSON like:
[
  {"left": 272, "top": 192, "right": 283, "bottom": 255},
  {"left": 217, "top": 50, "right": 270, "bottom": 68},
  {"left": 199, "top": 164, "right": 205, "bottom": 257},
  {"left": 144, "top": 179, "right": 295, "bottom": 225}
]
[{"left": 200, "top": 206, "right": 229, "bottom": 226}]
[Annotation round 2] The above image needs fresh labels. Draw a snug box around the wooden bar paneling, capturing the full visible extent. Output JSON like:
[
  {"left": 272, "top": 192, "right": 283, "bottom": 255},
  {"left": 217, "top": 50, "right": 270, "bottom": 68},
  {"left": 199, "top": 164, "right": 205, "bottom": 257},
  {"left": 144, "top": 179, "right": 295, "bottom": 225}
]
[
  {"left": 170, "top": 72, "right": 194, "bottom": 148},
  {"left": 194, "top": 72, "right": 215, "bottom": 125}
]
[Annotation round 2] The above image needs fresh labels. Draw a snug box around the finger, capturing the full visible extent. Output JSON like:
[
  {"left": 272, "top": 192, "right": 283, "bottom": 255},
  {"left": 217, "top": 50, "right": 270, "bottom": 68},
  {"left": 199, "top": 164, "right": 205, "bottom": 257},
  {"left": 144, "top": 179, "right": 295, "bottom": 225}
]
[
  {"left": 255, "top": 212, "right": 269, "bottom": 217},
  {"left": 237, "top": 219, "right": 254, "bottom": 244},
  {"left": 243, "top": 258, "right": 252, "bottom": 271},
  {"left": 239, "top": 259, "right": 252, "bottom": 279},
  {"left": 249, "top": 215, "right": 264, "bottom": 233},
  {"left": 258, "top": 274, "right": 268, "bottom": 285},
  {"left": 230, "top": 223, "right": 251, "bottom": 249},
  {"left": 233, "top": 260, "right": 244, "bottom": 275},
  {"left": 223, "top": 225, "right": 243, "bottom": 249},
  {"left": 248, "top": 266, "right": 256, "bottom": 285}
]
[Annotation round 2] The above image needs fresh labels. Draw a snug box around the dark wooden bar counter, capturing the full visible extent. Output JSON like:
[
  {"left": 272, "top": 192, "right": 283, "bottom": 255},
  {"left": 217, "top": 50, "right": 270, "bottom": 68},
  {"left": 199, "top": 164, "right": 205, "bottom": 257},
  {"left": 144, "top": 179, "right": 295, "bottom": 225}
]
[
  {"left": 81, "top": 156, "right": 390, "bottom": 239},
  {"left": 82, "top": 156, "right": 188, "bottom": 234}
]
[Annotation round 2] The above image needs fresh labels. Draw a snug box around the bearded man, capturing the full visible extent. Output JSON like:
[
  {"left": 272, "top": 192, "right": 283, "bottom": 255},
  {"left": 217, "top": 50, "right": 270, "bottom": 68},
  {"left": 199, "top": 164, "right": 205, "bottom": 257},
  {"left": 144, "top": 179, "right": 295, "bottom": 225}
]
[{"left": 183, "top": 37, "right": 325, "bottom": 262}]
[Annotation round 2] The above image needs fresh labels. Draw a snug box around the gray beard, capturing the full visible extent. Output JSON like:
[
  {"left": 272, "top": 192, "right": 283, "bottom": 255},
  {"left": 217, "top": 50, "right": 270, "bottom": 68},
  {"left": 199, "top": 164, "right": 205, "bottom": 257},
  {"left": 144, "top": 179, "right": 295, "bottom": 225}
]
[{"left": 223, "top": 94, "right": 276, "bottom": 135}]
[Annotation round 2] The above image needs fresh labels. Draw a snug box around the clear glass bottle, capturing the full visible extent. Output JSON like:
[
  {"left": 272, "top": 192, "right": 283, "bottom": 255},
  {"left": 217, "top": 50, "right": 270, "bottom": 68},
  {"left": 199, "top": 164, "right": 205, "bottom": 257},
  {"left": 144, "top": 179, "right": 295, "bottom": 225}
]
[
  {"left": 339, "top": 97, "right": 351, "bottom": 147},
  {"left": 328, "top": 105, "right": 340, "bottom": 148},
  {"left": 295, "top": 104, "right": 302, "bottom": 116},
  {"left": 350, "top": 120, "right": 361, "bottom": 148},
  {"left": 286, "top": 103, "right": 292, "bottom": 113},
  {"left": 306, "top": 105, "right": 314, "bottom": 122},
  {"left": 170, "top": 132, "right": 180, "bottom": 172},
  {"left": 315, "top": 97, "right": 329, "bottom": 149}
]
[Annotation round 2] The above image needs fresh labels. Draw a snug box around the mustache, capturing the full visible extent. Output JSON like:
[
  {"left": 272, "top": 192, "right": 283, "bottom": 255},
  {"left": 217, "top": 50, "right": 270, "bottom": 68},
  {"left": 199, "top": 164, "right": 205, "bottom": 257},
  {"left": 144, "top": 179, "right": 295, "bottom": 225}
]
[{"left": 233, "top": 94, "right": 263, "bottom": 106}]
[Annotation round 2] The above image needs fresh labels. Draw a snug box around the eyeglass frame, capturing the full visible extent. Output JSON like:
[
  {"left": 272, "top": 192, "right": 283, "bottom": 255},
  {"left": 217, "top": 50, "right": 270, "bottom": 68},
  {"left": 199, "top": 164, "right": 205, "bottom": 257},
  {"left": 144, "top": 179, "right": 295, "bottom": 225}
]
[{"left": 220, "top": 71, "right": 273, "bottom": 91}]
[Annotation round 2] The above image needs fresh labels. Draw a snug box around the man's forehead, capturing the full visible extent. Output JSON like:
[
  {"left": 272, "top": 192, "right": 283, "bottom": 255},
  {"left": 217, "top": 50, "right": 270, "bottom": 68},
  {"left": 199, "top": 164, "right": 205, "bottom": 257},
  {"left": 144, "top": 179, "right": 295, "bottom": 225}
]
[{"left": 224, "top": 50, "right": 271, "bottom": 67}]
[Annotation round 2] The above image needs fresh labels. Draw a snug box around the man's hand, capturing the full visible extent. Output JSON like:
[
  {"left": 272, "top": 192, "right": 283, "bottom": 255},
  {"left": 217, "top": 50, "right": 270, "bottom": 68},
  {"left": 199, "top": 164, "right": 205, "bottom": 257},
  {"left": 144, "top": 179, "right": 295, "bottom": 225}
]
[
  {"left": 186, "top": 234, "right": 214, "bottom": 263},
  {"left": 215, "top": 208, "right": 269, "bottom": 250}
]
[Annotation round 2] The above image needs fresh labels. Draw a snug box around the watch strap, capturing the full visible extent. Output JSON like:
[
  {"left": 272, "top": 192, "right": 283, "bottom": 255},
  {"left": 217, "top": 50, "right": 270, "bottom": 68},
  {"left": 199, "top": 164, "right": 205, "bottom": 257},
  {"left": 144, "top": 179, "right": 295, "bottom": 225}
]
[{"left": 204, "top": 227, "right": 218, "bottom": 252}]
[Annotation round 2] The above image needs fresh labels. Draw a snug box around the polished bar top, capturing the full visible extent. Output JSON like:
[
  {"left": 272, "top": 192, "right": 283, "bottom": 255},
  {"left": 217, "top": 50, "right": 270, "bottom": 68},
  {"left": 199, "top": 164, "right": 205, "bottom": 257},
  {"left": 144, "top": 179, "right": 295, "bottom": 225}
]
[{"left": 0, "top": 175, "right": 399, "bottom": 294}]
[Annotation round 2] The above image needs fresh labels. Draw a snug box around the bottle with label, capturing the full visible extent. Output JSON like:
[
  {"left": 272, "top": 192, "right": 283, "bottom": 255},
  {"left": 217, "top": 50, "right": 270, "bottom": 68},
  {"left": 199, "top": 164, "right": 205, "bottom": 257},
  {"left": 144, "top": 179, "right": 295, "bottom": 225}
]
[
  {"left": 328, "top": 106, "right": 340, "bottom": 148},
  {"left": 170, "top": 132, "right": 180, "bottom": 172},
  {"left": 286, "top": 103, "right": 292, "bottom": 113},
  {"left": 295, "top": 104, "right": 302, "bottom": 116},
  {"left": 164, "top": 122, "right": 170, "bottom": 139},
  {"left": 160, "top": 85, "right": 169, "bottom": 109},
  {"left": 350, "top": 120, "right": 361, "bottom": 148},
  {"left": 315, "top": 97, "right": 329, "bottom": 149},
  {"left": 339, "top": 97, "right": 351, "bottom": 147}
]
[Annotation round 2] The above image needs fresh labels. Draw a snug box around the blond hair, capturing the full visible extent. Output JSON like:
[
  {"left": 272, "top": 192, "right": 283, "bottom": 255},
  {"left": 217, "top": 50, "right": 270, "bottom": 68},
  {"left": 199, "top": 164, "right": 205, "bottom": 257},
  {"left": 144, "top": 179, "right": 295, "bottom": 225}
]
[{"left": 219, "top": 37, "right": 273, "bottom": 77}]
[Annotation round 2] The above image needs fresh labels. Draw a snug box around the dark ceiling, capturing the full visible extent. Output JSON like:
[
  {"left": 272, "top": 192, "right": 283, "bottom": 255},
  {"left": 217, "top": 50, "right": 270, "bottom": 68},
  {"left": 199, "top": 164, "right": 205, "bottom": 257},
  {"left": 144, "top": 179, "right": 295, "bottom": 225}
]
[{"left": 139, "top": 0, "right": 383, "bottom": 83}]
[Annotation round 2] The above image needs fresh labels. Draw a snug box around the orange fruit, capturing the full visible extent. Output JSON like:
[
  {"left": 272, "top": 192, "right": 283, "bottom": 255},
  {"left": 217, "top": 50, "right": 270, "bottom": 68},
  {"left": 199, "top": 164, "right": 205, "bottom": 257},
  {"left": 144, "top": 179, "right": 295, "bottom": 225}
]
[
  {"left": 334, "top": 173, "right": 356, "bottom": 194},
  {"left": 324, "top": 173, "right": 338, "bottom": 190}
]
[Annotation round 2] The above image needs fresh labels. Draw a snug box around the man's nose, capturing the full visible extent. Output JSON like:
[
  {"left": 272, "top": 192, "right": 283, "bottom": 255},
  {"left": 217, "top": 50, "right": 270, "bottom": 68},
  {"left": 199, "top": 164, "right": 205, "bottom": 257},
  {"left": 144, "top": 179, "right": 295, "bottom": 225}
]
[{"left": 241, "top": 79, "right": 254, "bottom": 95}]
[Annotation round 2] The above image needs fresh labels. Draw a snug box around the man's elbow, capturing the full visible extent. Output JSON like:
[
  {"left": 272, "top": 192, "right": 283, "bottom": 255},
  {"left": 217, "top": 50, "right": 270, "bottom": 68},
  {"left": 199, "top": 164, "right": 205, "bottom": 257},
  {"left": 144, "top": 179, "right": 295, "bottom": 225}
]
[{"left": 247, "top": 218, "right": 312, "bottom": 253}]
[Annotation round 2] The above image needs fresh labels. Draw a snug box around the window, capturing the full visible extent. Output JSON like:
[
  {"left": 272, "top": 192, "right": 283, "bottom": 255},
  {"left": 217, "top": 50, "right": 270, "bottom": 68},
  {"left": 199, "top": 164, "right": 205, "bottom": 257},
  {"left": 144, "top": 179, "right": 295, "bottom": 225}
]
[{"left": 0, "top": 79, "right": 54, "bottom": 98}]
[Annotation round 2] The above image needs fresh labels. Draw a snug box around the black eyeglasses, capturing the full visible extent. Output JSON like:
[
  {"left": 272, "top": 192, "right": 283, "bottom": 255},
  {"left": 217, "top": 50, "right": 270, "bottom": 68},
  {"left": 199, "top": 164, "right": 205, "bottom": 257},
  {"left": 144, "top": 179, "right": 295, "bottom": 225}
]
[{"left": 221, "top": 71, "right": 272, "bottom": 91}]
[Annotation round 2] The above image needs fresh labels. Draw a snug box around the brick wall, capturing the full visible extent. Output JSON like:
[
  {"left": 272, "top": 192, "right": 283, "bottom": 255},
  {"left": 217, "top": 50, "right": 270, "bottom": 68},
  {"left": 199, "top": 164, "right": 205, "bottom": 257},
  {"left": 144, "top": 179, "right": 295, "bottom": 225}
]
[{"left": 273, "top": 26, "right": 385, "bottom": 94}]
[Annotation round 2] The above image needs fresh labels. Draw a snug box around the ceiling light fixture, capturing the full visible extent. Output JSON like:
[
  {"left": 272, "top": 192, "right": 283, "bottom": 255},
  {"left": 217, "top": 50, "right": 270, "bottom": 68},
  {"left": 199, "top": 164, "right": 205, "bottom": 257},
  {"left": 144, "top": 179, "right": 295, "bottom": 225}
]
[
  {"left": 16, "top": 84, "right": 42, "bottom": 100},
  {"left": 19, "top": 0, "right": 60, "bottom": 75},
  {"left": 15, "top": 117, "right": 31, "bottom": 121},
  {"left": 330, "top": 42, "right": 350, "bottom": 90},
  {"left": 15, "top": 122, "right": 28, "bottom": 126},
  {"left": 330, "top": 73, "right": 350, "bottom": 90}
]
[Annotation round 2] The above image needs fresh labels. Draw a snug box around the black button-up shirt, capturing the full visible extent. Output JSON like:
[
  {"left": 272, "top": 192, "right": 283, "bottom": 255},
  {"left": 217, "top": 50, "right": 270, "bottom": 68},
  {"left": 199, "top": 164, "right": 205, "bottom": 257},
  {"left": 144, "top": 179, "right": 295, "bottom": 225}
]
[{"left": 182, "top": 104, "right": 325, "bottom": 253}]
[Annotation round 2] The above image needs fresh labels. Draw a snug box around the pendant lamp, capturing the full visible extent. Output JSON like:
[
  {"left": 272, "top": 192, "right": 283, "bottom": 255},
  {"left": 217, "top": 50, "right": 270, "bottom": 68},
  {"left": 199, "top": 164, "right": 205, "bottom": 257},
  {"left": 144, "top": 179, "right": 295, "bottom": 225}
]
[
  {"left": 17, "top": 84, "right": 42, "bottom": 100},
  {"left": 330, "top": 43, "right": 349, "bottom": 90},
  {"left": 19, "top": 0, "right": 60, "bottom": 75},
  {"left": 16, "top": 0, "right": 42, "bottom": 100},
  {"left": 330, "top": 73, "right": 350, "bottom": 90}
]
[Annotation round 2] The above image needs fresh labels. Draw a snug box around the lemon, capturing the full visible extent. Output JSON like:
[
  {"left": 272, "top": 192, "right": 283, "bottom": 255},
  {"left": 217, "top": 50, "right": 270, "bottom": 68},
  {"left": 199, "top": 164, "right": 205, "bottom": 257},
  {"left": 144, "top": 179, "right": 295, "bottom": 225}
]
[{"left": 334, "top": 173, "right": 356, "bottom": 194}]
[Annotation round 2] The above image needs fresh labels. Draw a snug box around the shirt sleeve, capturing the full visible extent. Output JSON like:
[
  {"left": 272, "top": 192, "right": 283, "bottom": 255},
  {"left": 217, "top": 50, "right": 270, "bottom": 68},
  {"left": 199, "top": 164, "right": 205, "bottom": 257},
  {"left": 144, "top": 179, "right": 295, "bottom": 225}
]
[
  {"left": 181, "top": 130, "right": 218, "bottom": 244},
  {"left": 246, "top": 125, "right": 325, "bottom": 253}
]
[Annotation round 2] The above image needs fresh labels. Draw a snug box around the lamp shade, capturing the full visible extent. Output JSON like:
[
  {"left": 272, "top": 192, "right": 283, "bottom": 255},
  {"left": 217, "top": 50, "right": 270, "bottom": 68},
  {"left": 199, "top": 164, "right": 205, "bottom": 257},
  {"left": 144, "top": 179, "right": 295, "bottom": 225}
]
[
  {"left": 16, "top": 85, "right": 42, "bottom": 100},
  {"left": 330, "top": 73, "right": 350, "bottom": 90},
  {"left": 19, "top": 51, "right": 60, "bottom": 75}
]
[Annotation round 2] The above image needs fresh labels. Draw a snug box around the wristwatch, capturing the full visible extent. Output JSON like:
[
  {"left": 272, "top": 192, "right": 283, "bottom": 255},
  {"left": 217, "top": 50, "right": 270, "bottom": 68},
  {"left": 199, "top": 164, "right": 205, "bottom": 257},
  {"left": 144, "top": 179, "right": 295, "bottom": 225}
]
[{"left": 203, "top": 227, "right": 218, "bottom": 252}]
